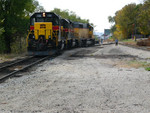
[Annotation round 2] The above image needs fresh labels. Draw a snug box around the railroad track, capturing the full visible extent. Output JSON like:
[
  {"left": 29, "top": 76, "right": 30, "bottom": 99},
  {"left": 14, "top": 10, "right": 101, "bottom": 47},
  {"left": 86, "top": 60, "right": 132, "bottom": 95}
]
[
  {"left": 0, "top": 56, "right": 34, "bottom": 71},
  {"left": 0, "top": 56, "right": 49, "bottom": 83}
]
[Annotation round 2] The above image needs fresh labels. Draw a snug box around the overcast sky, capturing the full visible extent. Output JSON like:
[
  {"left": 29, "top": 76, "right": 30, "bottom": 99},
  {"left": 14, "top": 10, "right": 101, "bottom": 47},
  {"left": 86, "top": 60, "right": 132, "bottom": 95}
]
[{"left": 37, "top": 0, "right": 142, "bottom": 33}]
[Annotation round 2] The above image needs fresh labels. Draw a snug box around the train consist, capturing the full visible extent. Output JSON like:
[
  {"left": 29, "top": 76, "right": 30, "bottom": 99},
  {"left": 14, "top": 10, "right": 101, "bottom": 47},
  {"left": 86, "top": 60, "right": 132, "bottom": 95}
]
[{"left": 27, "top": 12, "right": 94, "bottom": 55}]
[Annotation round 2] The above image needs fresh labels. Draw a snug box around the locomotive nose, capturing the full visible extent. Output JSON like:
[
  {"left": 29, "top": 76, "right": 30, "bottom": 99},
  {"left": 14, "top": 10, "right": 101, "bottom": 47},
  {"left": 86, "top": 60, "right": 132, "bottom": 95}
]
[{"left": 34, "top": 22, "right": 52, "bottom": 40}]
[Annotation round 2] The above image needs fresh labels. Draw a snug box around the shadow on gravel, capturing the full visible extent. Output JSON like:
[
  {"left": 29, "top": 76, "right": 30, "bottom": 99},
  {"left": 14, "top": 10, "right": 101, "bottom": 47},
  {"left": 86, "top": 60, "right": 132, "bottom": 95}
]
[
  {"left": 73, "top": 46, "right": 103, "bottom": 55},
  {"left": 70, "top": 54, "right": 137, "bottom": 59},
  {"left": 65, "top": 46, "right": 138, "bottom": 60}
]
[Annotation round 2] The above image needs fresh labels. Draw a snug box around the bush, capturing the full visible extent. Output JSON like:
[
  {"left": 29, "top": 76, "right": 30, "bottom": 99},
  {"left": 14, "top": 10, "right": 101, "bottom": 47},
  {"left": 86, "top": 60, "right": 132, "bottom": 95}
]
[
  {"left": 11, "top": 37, "right": 27, "bottom": 54},
  {"left": 0, "top": 36, "right": 6, "bottom": 53},
  {"left": 0, "top": 28, "right": 6, "bottom": 53}
]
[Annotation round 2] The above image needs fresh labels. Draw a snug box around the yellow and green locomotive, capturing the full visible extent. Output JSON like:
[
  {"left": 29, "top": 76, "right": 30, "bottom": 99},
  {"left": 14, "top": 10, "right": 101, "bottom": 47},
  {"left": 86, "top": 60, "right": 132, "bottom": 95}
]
[{"left": 27, "top": 12, "right": 94, "bottom": 56}]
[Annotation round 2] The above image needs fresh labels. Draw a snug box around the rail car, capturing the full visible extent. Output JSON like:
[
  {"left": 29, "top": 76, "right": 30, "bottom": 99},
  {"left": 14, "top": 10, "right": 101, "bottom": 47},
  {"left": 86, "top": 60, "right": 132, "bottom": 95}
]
[{"left": 27, "top": 12, "right": 94, "bottom": 56}]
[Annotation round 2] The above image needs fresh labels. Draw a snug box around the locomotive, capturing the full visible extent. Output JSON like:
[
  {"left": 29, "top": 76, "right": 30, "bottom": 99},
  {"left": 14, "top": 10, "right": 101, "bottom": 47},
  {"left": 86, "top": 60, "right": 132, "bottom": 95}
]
[{"left": 27, "top": 12, "right": 94, "bottom": 55}]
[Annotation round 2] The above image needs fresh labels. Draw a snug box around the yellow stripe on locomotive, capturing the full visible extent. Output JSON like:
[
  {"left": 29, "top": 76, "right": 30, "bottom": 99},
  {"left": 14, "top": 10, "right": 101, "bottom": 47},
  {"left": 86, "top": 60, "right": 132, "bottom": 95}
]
[{"left": 34, "top": 22, "right": 52, "bottom": 40}]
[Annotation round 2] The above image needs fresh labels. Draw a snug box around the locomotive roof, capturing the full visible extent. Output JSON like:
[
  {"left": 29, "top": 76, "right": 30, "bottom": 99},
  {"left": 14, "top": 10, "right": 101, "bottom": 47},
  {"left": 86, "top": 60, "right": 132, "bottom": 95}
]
[
  {"left": 68, "top": 20, "right": 73, "bottom": 23},
  {"left": 73, "top": 22, "right": 89, "bottom": 26},
  {"left": 61, "top": 18, "right": 70, "bottom": 23},
  {"left": 73, "top": 22, "right": 83, "bottom": 25},
  {"left": 73, "top": 22, "right": 93, "bottom": 28},
  {"left": 31, "top": 12, "right": 61, "bottom": 19}
]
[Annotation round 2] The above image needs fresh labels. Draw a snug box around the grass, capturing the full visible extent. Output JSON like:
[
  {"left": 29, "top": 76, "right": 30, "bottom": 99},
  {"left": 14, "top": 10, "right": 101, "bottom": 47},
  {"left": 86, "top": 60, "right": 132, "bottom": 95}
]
[
  {"left": 122, "top": 39, "right": 134, "bottom": 42},
  {"left": 145, "top": 67, "right": 150, "bottom": 71},
  {"left": 0, "top": 53, "right": 26, "bottom": 63},
  {"left": 121, "top": 39, "right": 137, "bottom": 46},
  {"left": 0, "top": 37, "right": 27, "bottom": 63},
  {"left": 128, "top": 60, "right": 150, "bottom": 71}
]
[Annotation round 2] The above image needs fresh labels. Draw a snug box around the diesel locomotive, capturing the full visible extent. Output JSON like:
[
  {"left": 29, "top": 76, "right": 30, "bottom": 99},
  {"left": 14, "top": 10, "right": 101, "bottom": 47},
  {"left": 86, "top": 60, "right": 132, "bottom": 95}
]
[{"left": 27, "top": 12, "right": 94, "bottom": 55}]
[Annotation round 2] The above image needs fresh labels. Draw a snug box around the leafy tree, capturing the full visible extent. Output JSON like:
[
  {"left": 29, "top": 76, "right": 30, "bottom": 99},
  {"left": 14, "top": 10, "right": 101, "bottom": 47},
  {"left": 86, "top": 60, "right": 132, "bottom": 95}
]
[
  {"left": 117, "top": 4, "right": 137, "bottom": 39},
  {"left": 34, "top": 0, "right": 45, "bottom": 12},
  {"left": 108, "top": 3, "right": 140, "bottom": 40},
  {"left": 108, "top": 0, "right": 150, "bottom": 40},
  {"left": 108, "top": 16, "right": 115, "bottom": 23},
  {"left": 0, "top": 20, "right": 4, "bottom": 36},
  {"left": 0, "top": 19, "right": 5, "bottom": 53},
  {"left": 51, "top": 8, "right": 90, "bottom": 23},
  {"left": 108, "top": 16, "right": 116, "bottom": 38},
  {"left": 137, "top": 0, "right": 150, "bottom": 35},
  {"left": 0, "top": 0, "right": 42, "bottom": 53}
]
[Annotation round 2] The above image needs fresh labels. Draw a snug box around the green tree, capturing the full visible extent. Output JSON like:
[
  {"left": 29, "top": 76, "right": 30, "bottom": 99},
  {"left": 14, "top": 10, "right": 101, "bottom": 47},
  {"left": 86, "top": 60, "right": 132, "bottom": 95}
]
[
  {"left": 137, "top": 0, "right": 150, "bottom": 35},
  {"left": 0, "top": 0, "right": 41, "bottom": 53},
  {"left": 51, "top": 8, "right": 90, "bottom": 23},
  {"left": 108, "top": 3, "right": 139, "bottom": 40},
  {"left": 108, "top": 16, "right": 115, "bottom": 23},
  {"left": 0, "top": 19, "right": 5, "bottom": 53},
  {"left": 117, "top": 3, "right": 137, "bottom": 39},
  {"left": 0, "top": 20, "right": 4, "bottom": 36},
  {"left": 34, "top": 0, "right": 45, "bottom": 12},
  {"left": 108, "top": 16, "right": 116, "bottom": 38}
]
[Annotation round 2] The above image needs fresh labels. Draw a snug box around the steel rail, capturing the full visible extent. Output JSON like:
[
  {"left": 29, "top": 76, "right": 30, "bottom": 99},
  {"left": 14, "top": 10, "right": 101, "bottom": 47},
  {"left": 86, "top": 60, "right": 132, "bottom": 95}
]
[
  {"left": 0, "top": 56, "right": 49, "bottom": 83},
  {"left": 0, "top": 56, "right": 34, "bottom": 71}
]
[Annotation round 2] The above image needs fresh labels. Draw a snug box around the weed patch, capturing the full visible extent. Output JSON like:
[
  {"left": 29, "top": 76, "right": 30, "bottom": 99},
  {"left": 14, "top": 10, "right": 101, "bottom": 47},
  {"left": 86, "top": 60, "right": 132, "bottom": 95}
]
[{"left": 128, "top": 60, "right": 150, "bottom": 71}]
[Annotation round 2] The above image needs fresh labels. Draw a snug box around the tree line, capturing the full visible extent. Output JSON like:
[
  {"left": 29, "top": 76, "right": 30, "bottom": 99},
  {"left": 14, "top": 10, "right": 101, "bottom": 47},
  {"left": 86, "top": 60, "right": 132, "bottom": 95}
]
[
  {"left": 0, "top": 1, "right": 92, "bottom": 54},
  {"left": 51, "top": 8, "right": 90, "bottom": 24},
  {"left": 108, "top": 0, "right": 150, "bottom": 40}
]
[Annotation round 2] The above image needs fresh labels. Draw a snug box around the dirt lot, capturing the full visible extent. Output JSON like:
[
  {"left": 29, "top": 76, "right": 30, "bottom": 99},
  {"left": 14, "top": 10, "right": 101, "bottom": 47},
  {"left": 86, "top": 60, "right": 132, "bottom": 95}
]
[{"left": 0, "top": 44, "right": 150, "bottom": 113}]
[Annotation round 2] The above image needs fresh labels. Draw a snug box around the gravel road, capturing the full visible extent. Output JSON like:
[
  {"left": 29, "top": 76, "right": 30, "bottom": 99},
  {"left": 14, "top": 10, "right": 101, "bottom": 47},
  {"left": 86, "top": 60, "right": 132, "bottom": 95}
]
[{"left": 0, "top": 44, "right": 150, "bottom": 113}]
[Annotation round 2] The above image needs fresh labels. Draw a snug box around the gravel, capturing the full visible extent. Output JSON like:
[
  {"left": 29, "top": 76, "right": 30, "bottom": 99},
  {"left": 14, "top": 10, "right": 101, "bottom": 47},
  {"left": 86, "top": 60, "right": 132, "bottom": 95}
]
[{"left": 0, "top": 44, "right": 150, "bottom": 113}]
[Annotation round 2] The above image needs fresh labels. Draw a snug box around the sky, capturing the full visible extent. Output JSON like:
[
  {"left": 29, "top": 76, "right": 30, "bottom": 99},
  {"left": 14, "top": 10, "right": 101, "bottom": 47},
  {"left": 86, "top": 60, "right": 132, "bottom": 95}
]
[{"left": 37, "top": 0, "right": 142, "bottom": 33}]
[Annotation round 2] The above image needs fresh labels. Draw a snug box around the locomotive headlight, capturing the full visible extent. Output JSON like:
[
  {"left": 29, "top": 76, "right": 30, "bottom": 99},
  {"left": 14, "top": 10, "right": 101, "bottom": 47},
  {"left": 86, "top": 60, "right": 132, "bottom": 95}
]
[
  {"left": 49, "top": 35, "right": 51, "bottom": 39},
  {"left": 43, "top": 13, "right": 46, "bottom": 17}
]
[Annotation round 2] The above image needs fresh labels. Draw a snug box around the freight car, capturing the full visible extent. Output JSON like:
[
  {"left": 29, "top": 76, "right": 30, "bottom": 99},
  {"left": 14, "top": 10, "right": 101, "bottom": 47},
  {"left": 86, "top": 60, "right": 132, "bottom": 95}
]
[{"left": 27, "top": 12, "right": 94, "bottom": 56}]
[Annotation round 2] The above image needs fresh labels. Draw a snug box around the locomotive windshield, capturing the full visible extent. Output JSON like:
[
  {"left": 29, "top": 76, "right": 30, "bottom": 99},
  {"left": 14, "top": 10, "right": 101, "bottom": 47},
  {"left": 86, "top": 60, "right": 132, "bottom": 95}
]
[
  {"left": 73, "top": 24, "right": 79, "bottom": 28},
  {"left": 79, "top": 24, "right": 83, "bottom": 28},
  {"left": 36, "top": 18, "right": 53, "bottom": 22},
  {"left": 30, "top": 17, "right": 59, "bottom": 26},
  {"left": 73, "top": 22, "right": 83, "bottom": 28},
  {"left": 83, "top": 24, "right": 88, "bottom": 28},
  {"left": 30, "top": 13, "right": 60, "bottom": 26}
]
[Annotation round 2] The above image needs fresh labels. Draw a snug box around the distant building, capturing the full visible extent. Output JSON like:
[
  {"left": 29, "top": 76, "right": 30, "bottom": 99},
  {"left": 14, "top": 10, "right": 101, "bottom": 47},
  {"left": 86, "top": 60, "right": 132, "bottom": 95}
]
[{"left": 104, "top": 29, "right": 111, "bottom": 36}]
